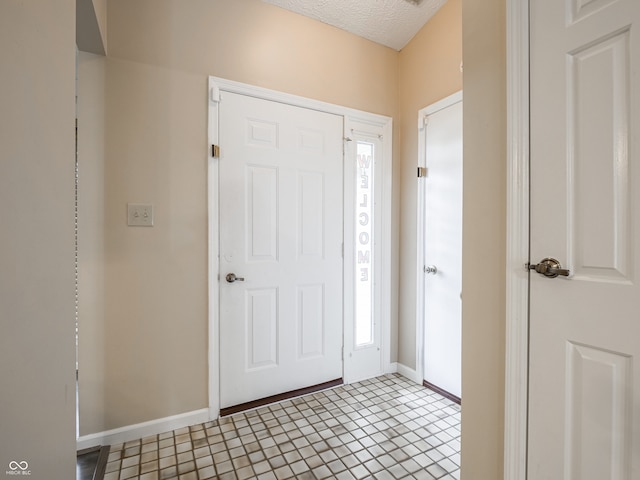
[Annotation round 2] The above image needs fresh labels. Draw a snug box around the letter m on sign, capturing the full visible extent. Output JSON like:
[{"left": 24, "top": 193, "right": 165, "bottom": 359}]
[{"left": 358, "top": 251, "right": 370, "bottom": 264}]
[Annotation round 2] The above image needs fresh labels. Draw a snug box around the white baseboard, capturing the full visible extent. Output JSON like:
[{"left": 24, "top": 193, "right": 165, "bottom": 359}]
[
  {"left": 395, "top": 363, "right": 422, "bottom": 384},
  {"left": 387, "top": 362, "right": 399, "bottom": 374},
  {"left": 76, "top": 408, "right": 210, "bottom": 450}
]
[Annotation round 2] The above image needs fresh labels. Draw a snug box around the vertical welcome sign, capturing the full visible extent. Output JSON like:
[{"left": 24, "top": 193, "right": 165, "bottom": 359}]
[{"left": 355, "top": 142, "right": 374, "bottom": 346}]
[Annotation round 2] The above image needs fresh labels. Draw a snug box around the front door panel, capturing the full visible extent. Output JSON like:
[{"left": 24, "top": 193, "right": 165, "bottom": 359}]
[{"left": 219, "top": 92, "right": 343, "bottom": 409}]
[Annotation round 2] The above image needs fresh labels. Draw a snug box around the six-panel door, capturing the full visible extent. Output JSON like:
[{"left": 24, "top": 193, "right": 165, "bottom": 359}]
[
  {"left": 218, "top": 92, "right": 344, "bottom": 409},
  {"left": 529, "top": 0, "right": 639, "bottom": 477}
]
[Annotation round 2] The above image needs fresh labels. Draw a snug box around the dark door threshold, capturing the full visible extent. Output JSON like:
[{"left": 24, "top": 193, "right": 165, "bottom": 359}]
[
  {"left": 423, "top": 379, "right": 462, "bottom": 405},
  {"left": 220, "top": 378, "right": 343, "bottom": 417}
]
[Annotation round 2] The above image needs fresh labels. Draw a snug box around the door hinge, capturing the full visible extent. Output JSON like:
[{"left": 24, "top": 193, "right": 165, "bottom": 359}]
[
  {"left": 210, "top": 85, "right": 220, "bottom": 103},
  {"left": 417, "top": 167, "right": 428, "bottom": 178},
  {"left": 342, "top": 243, "right": 344, "bottom": 258},
  {"left": 341, "top": 347, "right": 344, "bottom": 360},
  {"left": 211, "top": 145, "right": 220, "bottom": 158}
]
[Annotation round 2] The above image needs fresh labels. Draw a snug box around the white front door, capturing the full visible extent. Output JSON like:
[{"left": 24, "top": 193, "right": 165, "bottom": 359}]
[
  {"left": 422, "top": 96, "right": 462, "bottom": 399},
  {"left": 529, "top": 0, "right": 639, "bottom": 477},
  {"left": 218, "top": 92, "right": 344, "bottom": 409}
]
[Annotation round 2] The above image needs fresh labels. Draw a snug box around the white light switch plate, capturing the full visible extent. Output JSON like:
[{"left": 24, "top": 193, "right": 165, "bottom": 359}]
[{"left": 127, "top": 203, "right": 154, "bottom": 227}]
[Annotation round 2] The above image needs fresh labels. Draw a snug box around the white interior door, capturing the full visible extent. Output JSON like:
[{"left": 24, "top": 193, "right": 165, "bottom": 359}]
[
  {"left": 422, "top": 97, "right": 462, "bottom": 399},
  {"left": 218, "top": 92, "right": 344, "bottom": 409},
  {"left": 529, "top": 0, "right": 639, "bottom": 478}
]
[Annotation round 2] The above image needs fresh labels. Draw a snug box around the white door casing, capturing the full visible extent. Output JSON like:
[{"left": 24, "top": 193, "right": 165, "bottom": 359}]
[
  {"left": 416, "top": 92, "right": 463, "bottom": 399},
  {"left": 207, "top": 77, "right": 393, "bottom": 417},
  {"left": 218, "top": 92, "right": 343, "bottom": 409},
  {"left": 528, "top": 0, "right": 639, "bottom": 478}
]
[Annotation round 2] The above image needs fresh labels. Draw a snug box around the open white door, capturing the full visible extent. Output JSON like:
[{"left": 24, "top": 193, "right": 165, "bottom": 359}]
[
  {"left": 419, "top": 94, "right": 462, "bottom": 401},
  {"left": 529, "top": 0, "right": 640, "bottom": 477}
]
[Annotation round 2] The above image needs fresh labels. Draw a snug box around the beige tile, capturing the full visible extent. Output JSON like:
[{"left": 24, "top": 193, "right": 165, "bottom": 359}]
[
  {"left": 197, "top": 465, "right": 216, "bottom": 479},
  {"left": 140, "top": 459, "right": 159, "bottom": 474},
  {"left": 118, "top": 464, "right": 139, "bottom": 480},
  {"left": 102, "top": 375, "right": 462, "bottom": 480},
  {"left": 139, "top": 471, "right": 158, "bottom": 480}
]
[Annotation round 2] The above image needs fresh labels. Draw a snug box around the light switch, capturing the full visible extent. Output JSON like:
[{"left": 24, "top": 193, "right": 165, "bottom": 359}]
[{"left": 127, "top": 203, "right": 154, "bottom": 227}]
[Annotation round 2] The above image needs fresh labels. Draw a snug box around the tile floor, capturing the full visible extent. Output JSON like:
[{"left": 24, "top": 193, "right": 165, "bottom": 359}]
[{"left": 104, "top": 374, "right": 461, "bottom": 480}]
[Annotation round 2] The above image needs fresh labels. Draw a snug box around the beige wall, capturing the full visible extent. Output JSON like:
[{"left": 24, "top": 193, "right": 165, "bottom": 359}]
[
  {"left": 397, "top": 0, "right": 463, "bottom": 370},
  {"left": 77, "top": 0, "right": 107, "bottom": 55},
  {"left": 93, "top": 0, "right": 107, "bottom": 51},
  {"left": 107, "top": 0, "right": 398, "bottom": 116},
  {"left": 80, "top": 0, "right": 399, "bottom": 432},
  {"left": 102, "top": 57, "right": 210, "bottom": 428},
  {"left": 461, "top": 0, "right": 506, "bottom": 478},
  {"left": 0, "top": 1, "right": 77, "bottom": 478}
]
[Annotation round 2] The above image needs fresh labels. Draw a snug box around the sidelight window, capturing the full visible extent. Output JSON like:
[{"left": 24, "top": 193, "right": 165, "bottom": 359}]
[{"left": 355, "top": 141, "right": 375, "bottom": 347}]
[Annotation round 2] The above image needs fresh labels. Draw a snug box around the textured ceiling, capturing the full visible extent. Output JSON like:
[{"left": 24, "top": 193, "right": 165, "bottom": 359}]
[{"left": 262, "top": 0, "right": 448, "bottom": 51}]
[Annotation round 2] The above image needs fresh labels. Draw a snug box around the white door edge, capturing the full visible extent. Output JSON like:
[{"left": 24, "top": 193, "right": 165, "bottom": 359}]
[
  {"left": 415, "top": 91, "right": 463, "bottom": 387},
  {"left": 207, "top": 76, "right": 393, "bottom": 418},
  {"left": 504, "top": 0, "right": 530, "bottom": 479}
]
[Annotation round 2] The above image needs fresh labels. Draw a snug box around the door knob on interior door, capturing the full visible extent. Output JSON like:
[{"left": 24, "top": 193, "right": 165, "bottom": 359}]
[
  {"left": 225, "top": 273, "right": 245, "bottom": 283},
  {"left": 424, "top": 265, "right": 438, "bottom": 275},
  {"left": 528, "top": 257, "right": 570, "bottom": 278}
]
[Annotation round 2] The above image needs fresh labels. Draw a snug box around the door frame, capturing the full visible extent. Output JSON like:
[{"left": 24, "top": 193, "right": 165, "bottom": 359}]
[
  {"left": 207, "top": 77, "right": 393, "bottom": 419},
  {"left": 415, "top": 91, "right": 463, "bottom": 386},
  {"left": 504, "top": 0, "right": 530, "bottom": 479}
]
